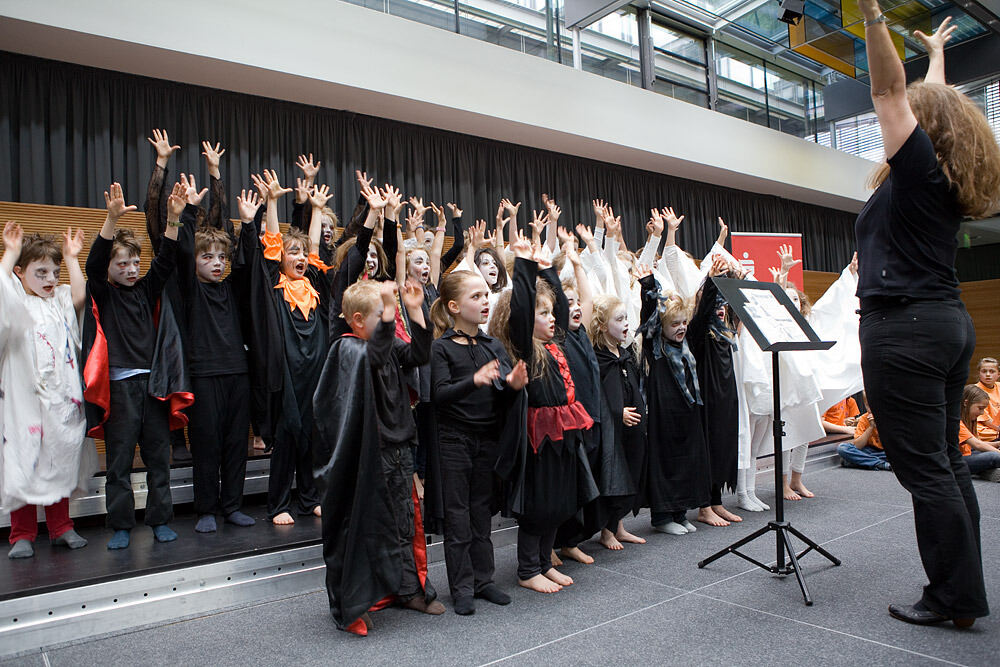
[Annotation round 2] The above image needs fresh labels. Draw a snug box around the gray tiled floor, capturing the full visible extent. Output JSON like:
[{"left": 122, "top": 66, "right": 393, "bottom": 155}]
[{"left": 6, "top": 466, "right": 999, "bottom": 666}]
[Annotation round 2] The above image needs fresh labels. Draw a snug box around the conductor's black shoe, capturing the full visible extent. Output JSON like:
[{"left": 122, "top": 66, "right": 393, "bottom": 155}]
[{"left": 888, "top": 602, "right": 947, "bottom": 626}]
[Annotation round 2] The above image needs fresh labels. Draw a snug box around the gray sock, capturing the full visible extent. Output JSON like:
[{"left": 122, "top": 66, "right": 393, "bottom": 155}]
[
  {"left": 53, "top": 529, "right": 88, "bottom": 549},
  {"left": 8, "top": 539, "right": 34, "bottom": 559}
]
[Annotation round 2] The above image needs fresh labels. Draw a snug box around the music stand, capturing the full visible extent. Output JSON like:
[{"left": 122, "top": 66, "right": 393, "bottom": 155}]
[{"left": 697, "top": 278, "right": 841, "bottom": 605}]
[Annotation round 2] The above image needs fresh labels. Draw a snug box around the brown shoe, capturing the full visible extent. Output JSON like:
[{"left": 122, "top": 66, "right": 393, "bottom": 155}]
[{"left": 404, "top": 597, "right": 446, "bottom": 615}]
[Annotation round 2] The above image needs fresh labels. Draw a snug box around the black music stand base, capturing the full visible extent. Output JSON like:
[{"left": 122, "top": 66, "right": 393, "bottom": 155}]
[{"left": 697, "top": 519, "right": 841, "bottom": 606}]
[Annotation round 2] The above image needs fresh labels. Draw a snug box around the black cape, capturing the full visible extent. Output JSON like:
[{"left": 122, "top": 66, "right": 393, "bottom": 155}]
[
  {"left": 596, "top": 344, "right": 648, "bottom": 518},
  {"left": 555, "top": 326, "right": 633, "bottom": 547},
  {"left": 688, "top": 276, "right": 739, "bottom": 494},
  {"left": 313, "top": 335, "right": 403, "bottom": 631}
]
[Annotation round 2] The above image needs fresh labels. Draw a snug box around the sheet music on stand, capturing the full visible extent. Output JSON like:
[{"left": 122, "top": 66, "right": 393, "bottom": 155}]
[{"left": 738, "top": 288, "right": 810, "bottom": 346}]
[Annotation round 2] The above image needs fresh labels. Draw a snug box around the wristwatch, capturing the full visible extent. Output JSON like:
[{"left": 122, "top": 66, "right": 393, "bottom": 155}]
[{"left": 865, "top": 14, "right": 887, "bottom": 26}]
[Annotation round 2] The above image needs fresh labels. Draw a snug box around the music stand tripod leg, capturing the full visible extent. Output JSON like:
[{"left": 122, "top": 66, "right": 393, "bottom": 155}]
[
  {"left": 779, "top": 526, "right": 813, "bottom": 606},
  {"left": 785, "top": 523, "right": 842, "bottom": 566},
  {"left": 698, "top": 523, "right": 773, "bottom": 569}
]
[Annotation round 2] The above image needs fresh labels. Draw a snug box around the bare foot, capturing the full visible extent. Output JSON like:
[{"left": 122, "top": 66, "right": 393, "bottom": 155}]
[
  {"left": 713, "top": 505, "right": 743, "bottom": 522},
  {"left": 544, "top": 568, "right": 574, "bottom": 586},
  {"left": 599, "top": 529, "right": 624, "bottom": 551},
  {"left": 697, "top": 507, "right": 730, "bottom": 527},
  {"left": 252, "top": 436, "right": 266, "bottom": 451},
  {"left": 783, "top": 484, "right": 802, "bottom": 501},
  {"left": 560, "top": 546, "right": 594, "bottom": 564},
  {"left": 312, "top": 505, "right": 322, "bottom": 517},
  {"left": 550, "top": 549, "right": 563, "bottom": 567},
  {"left": 616, "top": 528, "right": 646, "bottom": 544},
  {"left": 790, "top": 483, "right": 814, "bottom": 498},
  {"left": 519, "top": 574, "right": 561, "bottom": 593},
  {"left": 272, "top": 512, "right": 295, "bottom": 525}
]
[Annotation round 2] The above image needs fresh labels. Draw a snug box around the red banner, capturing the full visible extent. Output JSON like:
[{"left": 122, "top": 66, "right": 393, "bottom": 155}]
[{"left": 730, "top": 232, "right": 804, "bottom": 290}]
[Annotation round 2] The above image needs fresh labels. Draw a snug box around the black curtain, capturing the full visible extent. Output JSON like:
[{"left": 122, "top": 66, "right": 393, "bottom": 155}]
[{"left": 0, "top": 51, "right": 859, "bottom": 271}]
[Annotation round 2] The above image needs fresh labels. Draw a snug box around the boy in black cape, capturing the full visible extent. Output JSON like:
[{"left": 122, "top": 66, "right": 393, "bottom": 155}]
[{"left": 313, "top": 279, "right": 444, "bottom": 636}]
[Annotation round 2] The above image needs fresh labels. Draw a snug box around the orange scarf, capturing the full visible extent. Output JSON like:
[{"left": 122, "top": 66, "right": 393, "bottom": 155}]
[{"left": 275, "top": 274, "right": 319, "bottom": 320}]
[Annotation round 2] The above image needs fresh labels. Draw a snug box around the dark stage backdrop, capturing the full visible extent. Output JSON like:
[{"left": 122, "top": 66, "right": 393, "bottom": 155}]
[{"left": 0, "top": 51, "right": 859, "bottom": 271}]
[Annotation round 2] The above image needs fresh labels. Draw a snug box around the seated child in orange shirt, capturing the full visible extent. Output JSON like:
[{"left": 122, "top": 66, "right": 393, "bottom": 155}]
[
  {"left": 974, "top": 357, "right": 999, "bottom": 442},
  {"left": 823, "top": 397, "right": 860, "bottom": 436},
  {"left": 960, "top": 384, "right": 1000, "bottom": 482},
  {"left": 837, "top": 395, "right": 890, "bottom": 471}
]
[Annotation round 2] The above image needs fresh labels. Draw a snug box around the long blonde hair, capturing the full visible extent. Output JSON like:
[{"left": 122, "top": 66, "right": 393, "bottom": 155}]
[
  {"left": 489, "top": 279, "right": 555, "bottom": 379},
  {"left": 588, "top": 294, "right": 624, "bottom": 351},
  {"left": 868, "top": 82, "right": 1000, "bottom": 219}
]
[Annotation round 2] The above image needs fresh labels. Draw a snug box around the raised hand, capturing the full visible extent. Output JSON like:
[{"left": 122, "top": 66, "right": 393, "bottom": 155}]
[
  {"left": 604, "top": 208, "right": 622, "bottom": 239},
  {"left": 662, "top": 206, "right": 684, "bottom": 232},
  {"left": 849, "top": 251, "right": 859, "bottom": 276},
  {"left": 529, "top": 210, "right": 548, "bottom": 239},
  {"left": 379, "top": 280, "right": 398, "bottom": 309},
  {"left": 592, "top": 199, "right": 607, "bottom": 219},
  {"left": 400, "top": 279, "right": 425, "bottom": 311},
  {"left": 768, "top": 266, "right": 782, "bottom": 282},
  {"left": 708, "top": 254, "right": 729, "bottom": 277},
  {"left": 575, "top": 223, "right": 595, "bottom": 246},
  {"left": 777, "top": 244, "right": 801, "bottom": 274},
  {"left": 509, "top": 225, "right": 533, "bottom": 259},
  {"left": 448, "top": 202, "right": 463, "bottom": 218},
  {"left": 408, "top": 196, "right": 430, "bottom": 218},
  {"left": 623, "top": 407, "right": 642, "bottom": 427},
  {"left": 635, "top": 262, "right": 653, "bottom": 280},
  {"left": 295, "top": 177, "right": 312, "bottom": 204},
  {"left": 180, "top": 172, "right": 209, "bottom": 206},
  {"left": 356, "top": 170, "right": 374, "bottom": 193},
  {"left": 647, "top": 208, "right": 664, "bottom": 237},
  {"left": 506, "top": 359, "right": 529, "bottom": 391},
  {"left": 560, "top": 228, "right": 581, "bottom": 266},
  {"left": 309, "top": 183, "right": 333, "bottom": 209},
  {"left": 60, "top": 227, "right": 85, "bottom": 260},
  {"left": 295, "top": 153, "right": 321, "bottom": 180},
  {"left": 430, "top": 202, "right": 446, "bottom": 226},
  {"left": 914, "top": 15, "right": 956, "bottom": 53},
  {"left": 147, "top": 129, "right": 180, "bottom": 163},
  {"left": 533, "top": 243, "right": 553, "bottom": 269},
  {"left": 237, "top": 189, "right": 262, "bottom": 221},
  {"left": 381, "top": 184, "right": 404, "bottom": 220},
  {"left": 250, "top": 173, "right": 270, "bottom": 202},
  {"left": 469, "top": 219, "right": 488, "bottom": 249},
  {"left": 104, "top": 182, "right": 138, "bottom": 220},
  {"left": 201, "top": 140, "right": 225, "bottom": 177},
  {"left": 501, "top": 198, "right": 521, "bottom": 220},
  {"left": 167, "top": 181, "right": 188, "bottom": 219},
  {"left": 2, "top": 221, "right": 23, "bottom": 255},
  {"left": 405, "top": 209, "right": 424, "bottom": 235},
  {"left": 473, "top": 359, "right": 501, "bottom": 387},
  {"left": 262, "top": 169, "right": 292, "bottom": 200},
  {"left": 541, "top": 194, "right": 561, "bottom": 223},
  {"left": 716, "top": 217, "right": 729, "bottom": 246}
]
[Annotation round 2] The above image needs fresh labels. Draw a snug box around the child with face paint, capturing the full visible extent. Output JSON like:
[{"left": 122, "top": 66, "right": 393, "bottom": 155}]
[
  {"left": 250, "top": 169, "right": 333, "bottom": 526},
  {"left": 638, "top": 269, "right": 712, "bottom": 536},
  {"left": 2, "top": 222, "right": 96, "bottom": 559},
  {"left": 84, "top": 182, "right": 184, "bottom": 550},
  {"left": 489, "top": 227, "right": 597, "bottom": 595},
  {"left": 428, "top": 270, "right": 528, "bottom": 614},
  {"left": 589, "top": 294, "right": 648, "bottom": 550},
  {"left": 171, "top": 174, "right": 258, "bottom": 533}
]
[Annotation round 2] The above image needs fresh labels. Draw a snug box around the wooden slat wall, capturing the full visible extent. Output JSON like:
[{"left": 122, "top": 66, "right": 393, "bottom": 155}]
[{"left": 960, "top": 279, "right": 1000, "bottom": 382}]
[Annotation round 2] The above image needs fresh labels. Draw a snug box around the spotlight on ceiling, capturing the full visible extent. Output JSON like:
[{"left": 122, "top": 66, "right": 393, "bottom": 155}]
[{"left": 778, "top": 0, "right": 805, "bottom": 26}]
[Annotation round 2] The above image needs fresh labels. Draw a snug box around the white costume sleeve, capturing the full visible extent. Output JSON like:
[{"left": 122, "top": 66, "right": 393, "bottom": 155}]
[
  {"left": 638, "top": 234, "right": 661, "bottom": 269},
  {"left": 580, "top": 248, "right": 611, "bottom": 295},
  {"left": 660, "top": 244, "right": 702, "bottom": 300}
]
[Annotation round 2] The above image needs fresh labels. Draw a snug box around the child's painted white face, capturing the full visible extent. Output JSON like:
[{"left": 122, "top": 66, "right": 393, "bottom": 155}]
[
  {"left": 565, "top": 289, "right": 582, "bottom": 331},
  {"left": 607, "top": 306, "right": 628, "bottom": 344},
  {"left": 664, "top": 318, "right": 687, "bottom": 343},
  {"left": 196, "top": 245, "right": 227, "bottom": 283},
  {"left": 785, "top": 287, "right": 801, "bottom": 311},
  {"left": 477, "top": 252, "right": 499, "bottom": 287},
  {"left": 281, "top": 242, "right": 307, "bottom": 279},
  {"left": 452, "top": 276, "right": 491, "bottom": 326},
  {"left": 534, "top": 298, "right": 555, "bottom": 342},
  {"left": 16, "top": 258, "right": 60, "bottom": 298},
  {"left": 366, "top": 246, "right": 379, "bottom": 275},
  {"left": 321, "top": 216, "right": 334, "bottom": 245},
  {"left": 980, "top": 363, "right": 998, "bottom": 388},
  {"left": 408, "top": 250, "right": 430, "bottom": 285},
  {"left": 108, "top": 249, "right": 141, "bottom": 287}
]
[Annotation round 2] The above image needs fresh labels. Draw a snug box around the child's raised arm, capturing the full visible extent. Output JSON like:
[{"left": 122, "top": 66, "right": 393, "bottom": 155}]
[
  {"left": 1, "top": 221, "right": 23, "bottom": 277},
  {"left": 62, "top": 227, "right": 86, "bottom": 313}
]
